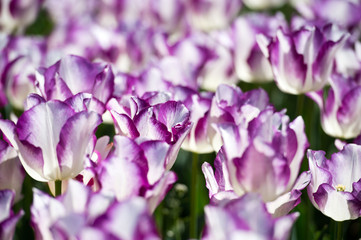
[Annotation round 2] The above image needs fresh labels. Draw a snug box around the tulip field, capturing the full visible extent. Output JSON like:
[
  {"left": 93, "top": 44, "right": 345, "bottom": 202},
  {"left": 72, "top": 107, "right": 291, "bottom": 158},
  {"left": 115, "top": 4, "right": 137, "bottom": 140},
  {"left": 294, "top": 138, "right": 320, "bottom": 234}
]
[{"left": 1, "top": 0, "right": 361, "bottom": 239}]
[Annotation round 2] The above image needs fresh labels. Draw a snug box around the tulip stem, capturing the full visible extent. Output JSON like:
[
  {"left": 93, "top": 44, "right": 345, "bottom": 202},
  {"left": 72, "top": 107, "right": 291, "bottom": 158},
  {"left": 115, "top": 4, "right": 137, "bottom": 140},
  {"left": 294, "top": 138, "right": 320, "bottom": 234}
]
[
  {"left": 297, "top": 94, "right": 304, "bottom": 116},
  {"left": 55, "top": 180, "right": 62, "bottom": 197},
  {"left": 334, "top": 221, "right": 343, "bottom": 240},
  {"left": 190, "top": 152, "right": 198, "bottom": 239}
]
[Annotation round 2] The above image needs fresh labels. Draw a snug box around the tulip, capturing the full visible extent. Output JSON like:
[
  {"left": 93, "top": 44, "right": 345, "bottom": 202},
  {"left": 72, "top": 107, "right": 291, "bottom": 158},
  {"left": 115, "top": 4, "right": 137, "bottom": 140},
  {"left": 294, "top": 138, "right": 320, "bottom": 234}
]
[
  {"left": 132, "top": 36, "right": 204, "bottom": 93},
  {"left": 0, "top": 35, "right": 46, "bottom": 109},
  {"left": 76, "top": 135, "right": 112, "bottom": 191},
  {"left": 186, "top": 0, "right": 242, "bottom": 31},
  {"left": 143, "top": 31, "right": 238, "bottom": 92},
  {"left": 124, "top": 25, "right": 168, "bottom": 72},
  {"left": 0, "top": 140, "right": 25, "bottom": 202},
  {"left": 307, "top": 144, "right": 361, "bottom": 221},
  {"left": 160, "top": 33, "right": 213, "bottom": 91},
  {"left": 0, "top": 0, "right": 43, "bottom": 34},
  {"left": 258, "top": 25, "right": 347, "bottom": 94},
  {"left": 98, "top": 0, "right": 148, "bottom": 28},
  {"left": 174, "top": 86, "right": 214, "bottom": 153},
  {"left": 203, "top": 108, "right": 310, "bottom": 216},
  {"left": 148, "top": 0, "right": 186, "bottom": 33},
  {"left": 128, "top": 67, "right": 177, "bottom": 96},
  {"left": 108, "top": 97, "right": 192, "bottom": 169},
  {"left": 308, "top": 73, "right": 361, "bottom": 139},
  {"left": 98, "top": 135, "right": 177, "bottom": 212},
  {"left": 46, "top": 22, "right": 120, "bottom": 64},
  {"left": 197, "top": 31, "right": 238, "bottom": 92},
  {"left": 0, "top": 96, "right": 102, "bottom": 182},
  {"left": 208, "top": 84, "right": 269, "bottom": 152},
  {"left": 333, "top": 41, "right": 361, "bottom": 78},
  {"left": 35, "top": 55, "right": 114, "bottom": 106},
  {"left": 44, "top": 0, "right": 97, "bottom": 25},
  {"left": 31, "top": 180, "right": 160, "bottom": 239},
  {"left": 0, "top": 189, "right": 24, "bottom": 240},
  {"left": 291, "top": 0, "right": 361, "bottom": 28},
  {"left": 232, "top": 13, "right": 288, "bottom": 83},
  {"left": 203, "top": 194, "right": 299, "bottom": 240}
]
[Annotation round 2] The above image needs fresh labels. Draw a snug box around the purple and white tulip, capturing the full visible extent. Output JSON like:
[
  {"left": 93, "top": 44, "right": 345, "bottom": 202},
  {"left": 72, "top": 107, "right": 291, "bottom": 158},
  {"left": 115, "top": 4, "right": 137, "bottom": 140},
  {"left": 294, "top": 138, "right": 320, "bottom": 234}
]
[
  {"left": 124, "top": 26, "right": 168, "bottom": 73},
  {"left": 129, "top": 28, "right": 236, "bottom": 92},
  {"left": 31, "top": 180, "right": 160, "bottom": 240},
  {"left": 1, "top": 35, "right": 47, "bottom": 109},
  {"left": 307, "top": 144, "right": 361, "bottom": 221},
  {"left": 232, "top": 13, "right": 288, "bottom": 83},
  {"left": 202, "top": 193, "right": 299, "bottom": 240},
  {"left": 148, "top": 0, "right": 186, "bottom": 33},
  {"left": 0, "top": 0, "right": 43, "bottom": 34},
  {"left": 334, "top": 41, "right": 361, "bottom": 78},
  {"left": 151, "top": 34, "right": 212, "bottom": 91},
  {"left": 173, "top": 87, "right": 214, "bottom": 153},
  {"left": 292, "top": 0, "right": 361, "bottom": 29},
  {"left": 98, "top": 135, "right": 177, "bottom": 212},
  {"left": 118, "top": 68, "right": 170, "bottom": 98},
  {"left": 93, "top": 196, "right": 160, "bottom": 240},
  {"left": 197, "top": 31, "right": 238, "bottom": 91},
  {"left": 96, "top": 0, "right": 186, "bottom": 34},
  {"left": 74, "top": 135, "right": 113, "bottom": 192},
  {"left": 308, "top": 73, "right": 361, "bottom": 139},
  {"left": 208, "top": 84, "right": 269, "bottom": 152},
  {"left": 108, "top": 96, "right": 192, "bottom": 169},
  {"left": 0, "top": 190, "right": 24, "bottom": 240},
  {"left": 258, "top": 25, "right": 347, "bottom": 94},
  {"left": 203, "top": 108, "right": 311, "bottom": 216},
  {"left": 0, "top": 95, "right": 102, "bottom": 182},
  {"left": 35, "top": 55, "right": 114, "bottom": 107},
  {"left": 97, "top": 0, "right": 149, "bottom": 29},
  {"left": 185, "top": 0, "right": 242, "bottom": 31},
  {"left": 142, "top": 30, "right": 237, "bottom": 92},
  {"left": 202, "top": 148, "right": 239, "bottom": 202},
  {"left": 0, "top": 139, "right": 25, "bottom": 202},
  {"left": 46, "top": 21, "right": 128, "bottom": 67},
  {"left": 44, "top": 0, "right": 97, "bottom": 26},
  {"left": 0, "top": 35, "right": 9, "bottom": 108}
]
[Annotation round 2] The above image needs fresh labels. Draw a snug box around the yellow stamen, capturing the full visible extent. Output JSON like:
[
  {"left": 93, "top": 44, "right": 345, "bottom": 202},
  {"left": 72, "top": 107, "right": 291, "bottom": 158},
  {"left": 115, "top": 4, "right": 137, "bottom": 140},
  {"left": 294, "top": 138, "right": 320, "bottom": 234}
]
[{"left": 335, "top": 184, "right": 346, "bottom": 192}]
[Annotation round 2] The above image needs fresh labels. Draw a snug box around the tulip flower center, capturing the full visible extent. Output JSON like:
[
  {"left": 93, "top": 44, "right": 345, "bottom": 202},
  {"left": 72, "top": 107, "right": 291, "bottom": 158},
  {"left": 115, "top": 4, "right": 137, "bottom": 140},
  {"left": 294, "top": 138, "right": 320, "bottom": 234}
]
[{"left": 335, "top": 184, "right": 346, "bottom": 192}]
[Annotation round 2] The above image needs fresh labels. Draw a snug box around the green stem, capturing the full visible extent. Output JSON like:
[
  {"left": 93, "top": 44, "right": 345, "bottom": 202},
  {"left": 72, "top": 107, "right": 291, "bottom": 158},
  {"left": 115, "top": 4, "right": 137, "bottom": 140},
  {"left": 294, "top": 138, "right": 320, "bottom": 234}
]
[
  {"left": 189, "top": 152, "right": 199, "bottom": 239},
  {"left": 334, "top": 221, "right": 343, "bottom": 240},
  {"left": 297, "top": 94, "right": 305, "bottom": 117},
  {"left": 55, "top": 180, "right": 62, "bottom": 197}
]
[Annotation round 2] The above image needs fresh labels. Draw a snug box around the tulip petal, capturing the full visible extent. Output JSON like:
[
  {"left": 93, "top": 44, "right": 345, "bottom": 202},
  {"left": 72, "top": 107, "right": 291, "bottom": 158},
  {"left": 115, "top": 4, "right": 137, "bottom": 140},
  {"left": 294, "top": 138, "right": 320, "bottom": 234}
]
[
  {"left": 0, "top": 153, "right": 25, "bottom": 202},
  {"left": 134, "top": 108, "right": 171, "bottom": 142},
  {"left": 95, "top": 198, "right": 159, "bottom": 239},
  {"left": 326, "top": 144, "right": 361, "bottom": 192},
  {"left": 140, "top": 141, "right": 169, "bottom": 185},
  {"left": 145, "top": 171, "right": 177, "bottom": 213},
  {"left": 0, "top": 189, "right": 23, "bottom": 240},
  {"left": 267, "top": 171, "right": 311, "bottom": 216},
  {"left": 0, "top": 190, "right": 13, "bottom": 222},
  {"left": 313, "top": 183, "right": 360, "bottom": 221},
  {"left": 92, "top": 65, "right": 114, "bottom": 104},
  {"left": 202, "top": 162, "right": 219, "bottom": 198},
  {"left": 269, "top": 29, "right": 307, "bottom": 94},
  {"left": 16, "top": 101, "right": 74, "bottom": 180},
  {"left": 286, "top": 116, "right": 309, "bottom": 190},
  {"left": 155, "top": 101, "right": 190, "bottom": 134},
  {"left": 110, "top": 110, "right": 139, "bottom": 138},
  {"left": 56, "top": 111, "right": 102, "bottom": 180},
  {"left": 58, "top": 55, "right": 104, "bottom": 95}
]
